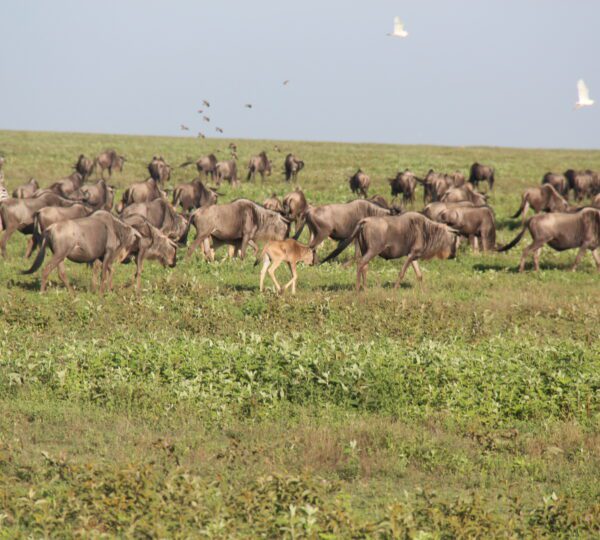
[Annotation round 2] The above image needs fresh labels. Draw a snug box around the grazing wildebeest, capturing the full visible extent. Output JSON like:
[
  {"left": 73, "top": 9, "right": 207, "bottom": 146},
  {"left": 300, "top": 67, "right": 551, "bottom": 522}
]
[
  {"left": 0, "top": 192, "right": 79, "bottom": 257},
  {"left": 180, "top": 154, "right": 219, "bottom": 182},
  {"left": 263, "top": 193, "right": 284, "bottom": 213},
  {"left": 348, "top": 169, "right": 371, "bottom": 198},
  {"left": 46, "top": 172, "right": 86, "bottom": 198},
  {"left": 116, "top": 178, "right": 164, "bottom": 213},
  {"left": 284, "top": 154, "right": 305, "bottom": 182},
  {"left": 441, "top": 184, "right": 487, "bottom": 205},
  {"left": 80, "top": 179, "right": 115, "bottom": 211},
  {"left": 12, "top": 178, "right": 39, "bottom": 199},
  {"left": 499, "top": 208, "right": 600, "bottom": 272},
  {"left": 187, "top": 199, "right": 290, "bottom": 260},
  {"left": 511, "top": 184, "right": 569, "bottom": 223},
  {"left": 75, "top": 154, "right": 94, "bottom": 181},
  {"left": 282, "top": 188, "right": 309, "bottom": 235},
  {"left": 119, "top": 198, "right": 189, "bottom": 243},
  {"left": 172, "top": 177, "right": 218, "bottom": 213},
  {"left": 564, "top": 169, "right": 600, "bottom": 201},
  {"left": 469, "top": 162, "right": 495, "bottom": 191},
  {"left": 247, "top": 152, "right": 272, "bottom": 181},
  {"left": 148, "top": 156, "right": 172, "bottom": 184},
  {"left": 438, "top": 205, "right": 498, "bottom": 252},
  {"left": 215, "top": 159, "right": 238, "bottom": 186},
  {"left": 389, "top": 169, "right": 418, "bottom": 204},
  {"left": 321, "top": 212, "right": 460, "bottom": 291},
  {"left": 22, "top": 211, "right": 140, "bottom": 293},
  {"left": 296, "top": 199, "right": 397, "bottom": 258},
  {"left": 257, "top": 238, "right": 314, "bottom": 294},
  {"left": 121, "top": 214, "right": 178, "bottom": 292},
  {"left": 94, "top": 149, "right": 125, "bottom": 179},
  {"left": 542, "top": 172, "right": 569, "bottom": 198}
]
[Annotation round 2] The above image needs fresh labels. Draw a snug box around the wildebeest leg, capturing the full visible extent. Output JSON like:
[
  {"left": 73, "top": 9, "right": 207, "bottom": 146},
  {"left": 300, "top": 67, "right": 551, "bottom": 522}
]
[
  {"left": 40, "top": 254, "right": 63, "bottom": 293},
  {"left": 469, "top": 235, "right": 479, "bottom": 254},
  {"left": 267, "top": 259, "right": 282, "bottom": 293},
  {"left": 356, "top": 251, "right": 376, "bottom": 292},
  {"left": 533, "top": 247, "right": 543, "bottom": 272},
  {"left": 519, "top": 240, "right": 542, "bottom": 272},
  {"left": 411, "top": 260, "right": 423, "bottom": 283},
  {"left": 99, "top": 258, "right": 112, "bottom": 294},
  {"left": 283, "top": 261, "right": 298, "bottom": 294},
  {"left": 187, "top": 233, "right": 210, "bottom": 258},
  {"left": 0, "top": 226, "right": 16, "bottom": 257},
  {"left": 57, "top": 261, "right": 73, "bottom": 293},
  {"left": 591, "top": 248, "right": 600, "bottom": 270},
  {"left": 571, "top": 247, "right": 588, "bottom": 272},
  {"left": 90, "top": 260, "right": 101, "bottom": 292},
  {"left": 394, "top": 255, "right": 417, "bottom": 289},
  {"left": 259, "top": 256, "right": 271, "bottom": 292},
  {"left": 24, "top": 237, "right": 36, "bottom": 259}
]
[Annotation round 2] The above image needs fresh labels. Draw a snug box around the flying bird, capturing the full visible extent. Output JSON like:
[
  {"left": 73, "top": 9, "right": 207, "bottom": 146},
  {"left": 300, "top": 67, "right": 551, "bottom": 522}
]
[
  {"left": 387, "top": 16, "right": 408, "bottom": 38},
  {"left": 180, "top": 124, "right": 189, "bottom": 131},
  {"left": 197, "top": 109, "right": 203, "bottom": 114},
  {"left": 198, "top": 132, "right": 206, "bottom": 139},
  {"left": 216, "top": 127, "right": 223, "bottom": 133},
  {"left": 203, "top": 116, "right": 210, "bottom": 122},
  {"left": 283, "top": 80, "right": 290, "bottom": 86},
  {"left": 203, "top": 100, "right": 210, "bottom": 107},
  {"left": 245, "top": 103, "right": 253, "bottom": 108},
  {"left": 575, "top": 79, "right": 594, "bottom": 109}
]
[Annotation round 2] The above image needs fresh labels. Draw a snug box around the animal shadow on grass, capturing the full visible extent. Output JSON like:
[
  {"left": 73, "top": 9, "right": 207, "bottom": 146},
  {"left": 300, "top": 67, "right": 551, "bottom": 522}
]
[
  {"left": 473, "top": 261, "right": 585, "bottom": 273},
  {"left": 9, "top": 279, "right": 41, "bottom": 291}
]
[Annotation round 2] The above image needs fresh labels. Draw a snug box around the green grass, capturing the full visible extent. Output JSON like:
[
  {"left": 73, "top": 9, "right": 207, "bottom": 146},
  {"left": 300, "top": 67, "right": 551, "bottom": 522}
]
[{"left": 1, "top": 129, "right": 599, "bottom": 537}]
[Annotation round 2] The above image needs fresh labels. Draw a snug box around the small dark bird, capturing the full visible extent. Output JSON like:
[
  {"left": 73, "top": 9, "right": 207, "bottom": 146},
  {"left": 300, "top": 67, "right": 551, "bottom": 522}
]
[
  {"left": 197, "top": 109, "right": 203, "bottom": 114},
  {"left": 203, "top": 116, "right": 210, "bottom": 122},
  {"left": 283, "top": 80, "right": 290, "bottom": 85},
  {"left": 245, "top": 103, "right": 252, "bottom": 108},
  {"left": 216, "top": 127, "right": 224, "bottom": 133},
  {"left": 203, "top": 100, "right": 210, "bottom": 107},
  {"left": 180, "top": 124, "right": 189, "bottom": 131},
  {"left": 198, "top": 132, "right": 206, "bottom": 139}
]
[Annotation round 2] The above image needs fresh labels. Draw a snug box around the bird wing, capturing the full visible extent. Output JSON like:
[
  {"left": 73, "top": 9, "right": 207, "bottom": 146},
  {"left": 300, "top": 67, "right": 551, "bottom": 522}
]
[
  {"left": 394, "top": 17, "right": 404, "bottom": 34},
  {"left": 578, "top": 79, "right": 590, "bottom": 101}
]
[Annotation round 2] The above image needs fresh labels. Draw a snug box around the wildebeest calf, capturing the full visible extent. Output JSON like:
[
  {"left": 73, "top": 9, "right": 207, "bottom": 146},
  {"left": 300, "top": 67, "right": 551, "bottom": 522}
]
[{"left": 257, "top": 238, "right": 314, "bottom": 294}]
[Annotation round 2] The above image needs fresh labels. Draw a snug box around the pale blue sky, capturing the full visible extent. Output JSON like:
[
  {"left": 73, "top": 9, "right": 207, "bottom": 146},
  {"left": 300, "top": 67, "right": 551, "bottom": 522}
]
[{"left": 1, "top": 0, "right": 598, "bottom": 148}]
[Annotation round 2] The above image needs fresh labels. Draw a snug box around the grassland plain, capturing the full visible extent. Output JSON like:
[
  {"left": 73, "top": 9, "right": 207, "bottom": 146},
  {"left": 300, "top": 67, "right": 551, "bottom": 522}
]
[{"left": 0, "top": 129, "right": 599, "bottom": 537}]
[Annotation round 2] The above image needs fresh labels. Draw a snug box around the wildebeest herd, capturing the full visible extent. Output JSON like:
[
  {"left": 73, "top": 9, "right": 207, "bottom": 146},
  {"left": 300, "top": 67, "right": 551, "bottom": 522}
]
[{"left": 1, "top": 149, "right": 600, "bottom": 293}]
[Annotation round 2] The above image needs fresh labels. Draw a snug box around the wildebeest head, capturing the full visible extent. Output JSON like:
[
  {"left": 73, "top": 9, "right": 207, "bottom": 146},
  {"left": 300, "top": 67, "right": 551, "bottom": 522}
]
[
  {"left": 114, "top": 155, "right": 126, "bottom": 173},
  {"left": 148, "top": 225, "right": 178, "bottom": 268}
]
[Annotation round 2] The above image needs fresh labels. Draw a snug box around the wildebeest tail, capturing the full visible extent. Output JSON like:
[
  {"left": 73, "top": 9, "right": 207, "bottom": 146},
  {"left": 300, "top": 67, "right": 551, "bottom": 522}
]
[
  {"left": 22, "top": 230, "right": 49, "bottom": 274},
  {"left": 510, "top": 199, "right": 525, "bottom": 219},
  {"left": 498, "top": 226, "right": 527, "bottom": 252},
  {"left": 179, "top": 160, "right": 194, "bottom": 168},
  {"left": 320, "top": 221, "right": 363, "bottom": 264},
  {"left": 246, "top": 165, "right": 254, "bottom": 181}
]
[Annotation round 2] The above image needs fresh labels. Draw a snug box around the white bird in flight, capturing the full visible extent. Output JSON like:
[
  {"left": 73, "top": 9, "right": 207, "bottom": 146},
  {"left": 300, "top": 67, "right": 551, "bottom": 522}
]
[
  {"left": 387, "top": 16, "right": 408, "bottom": 38},
  {"left": 575, "top": 79, "right": 594, "bottom": 109}
]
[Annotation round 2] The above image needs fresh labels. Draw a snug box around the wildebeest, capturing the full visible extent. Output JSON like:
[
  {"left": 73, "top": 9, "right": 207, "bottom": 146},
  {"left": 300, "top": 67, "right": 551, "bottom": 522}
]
[
  {"left": 499, "top": 208, "right": 600, "bottom": 272},
  {"left": 0, "top": 192, "right": 79, "bottom": 257},
  {"left": 438, "top": 205, "right": 498, "bottom": 252},
  {"left": 564, "top": 169, "right": 600, "bottom": 201},
  {"left": 263, "top": 193, "right": 284, "bottom": 213},
  {"left": 593, "top": 194, "right": 600, "bottom": 209},
  {"left": 542, "top": 172, "right": 569, "bottom": 198},
  {"left": 422, "top": 201, "right": 479, "bottom": 222},
  {"left": 511, "top": 184, "right": 569, "bottom": 223},
  {"left": 284, "top": 154, "right": 305, "bottom": 182},
  {"left": 348, "top": 169, "right": 370, "bottom": 198},
  {"left": 180, "top": 154, "right": 218, "bottom": 182},
  {"left": 257, "top": 238, "right": 314, "bottom": 294},
  {"left": 389, "top": 169, "right": 418, "bottom": 204},
  {"left": 172, "top": 177, "right": 218, "bottom": 213},
  {"left": 441, "top": 184, "right": 487, "bottom": 205},
  {"left": 12, "top": 178, "right": 39, "bottom": 199},
  {"left": 418, "top": 170, "right": 450, "bottom": 203},
  {"left": 321, "top": 212, "right": 460, "bottom": 291},
  {"left": 247, "top": 152, "right": 272, "bottom": 181},
  {"left": 187, "top": 199, "right": 290, "bottom": 260},
  {"left": 75, "top": 154, "right": 94, "bottom": 181},
  {"left": 121, "top": 213, "right": 178, "bottom": 292},
  {"left": 94, "top": 149, "right": 126, "bottom": 180},
  {"left": 148, "top": 156, "right": 172, "bottom": 185},
  {"left": 215, "top": 159, "right": 238, "bottom": 186},
  {"left": 46, "top": 172, "right": 86, "bottom": 198},
  {"left": 282, "top": 188, "right": 309, "bottom": 235},
  {"left": 22, "top": 211, "right": 140, "bottom": 293},
  {"left": 469, "top": 162, "right": 495, "bottom": 191},
  {"left": 116, "top": 178, "right": 164, "bottom": 213},
  {"left": 119, "top": 198, "right": 189, "bottom": 243},
  {"left": 447, "top": 170, "right": 466, "bottom": 187},
  {"left": 80, "top": 179, "right": 115, "bottom": 211}
]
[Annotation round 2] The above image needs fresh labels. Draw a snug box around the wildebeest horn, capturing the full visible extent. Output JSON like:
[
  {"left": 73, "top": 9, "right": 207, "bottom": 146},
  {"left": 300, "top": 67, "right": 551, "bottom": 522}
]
[
  {"left": 280, "top": 216, "right": 291, "bottom": 223},
  {"left": 446, "top": 226, "right": 460, "bottom": 234}
]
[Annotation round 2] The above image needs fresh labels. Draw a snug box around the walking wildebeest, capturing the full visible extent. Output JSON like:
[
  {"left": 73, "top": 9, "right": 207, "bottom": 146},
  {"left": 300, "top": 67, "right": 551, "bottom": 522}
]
[
  {"left": 94, "top": 149, "right": 126, "bottom": 180},
  {"left": 148, "top": 156, "right": 172, "bottom": 185},
  {"left": 0, "top": 192, "right": 79, "bottom": 257},
  {"left": 438, "top": 205, "right": 498, "bottom": 252},
  {"left": 441, "top": 184, "right": 487, "bottom": 205},
  {"left": 469, "top": 162, "right": 495, "bottom": 191},
  {"left": 284, "top": 154, "right": 305, "bottom": 182},
  {"left": 389, "top": 169, "right": 418, "bottom": 204},
  {"left": 321, "top": 212, "right": 460, "bottom": 291},
  {"left": 121, "top": 214, "right": 178, "bottom": 292},
  {"left": 12, "top": 178, "right": 39, "bottom": 199},
  {"left": 180, "top": 154, "right": 219, "bottom": 182},
  {"left": 348, "top": 169, "right": 370, "bottom": 198},
  {"left": 215, "top": 159, "right": 238, "bottom": 186},
  {"left": 172, "top": 177, "right": 218, "bottom": 213},
  {"left": 116, "top": 178, "right": 164, "bottom": 213},
  {"left": 257, "top": 239, "right": 314, "bottom": 294},
  {"left": 22, "top": 211, "right": 140, "bottom": 293},
  {"left": 119, "top": 198, "right": 189, "bottom": 243},
  {"left": 282, "top": 188, "right": 309, "bottom": 236},
  {"left": 511, "top": 184, "right": 569, "bottom": 223},
  {"left": 75, "top": 154, "right": 94, "bottom": 181},
  {"left": 247, "top": 152, "right": 272, "bottom": 181},
  {"left": 187, "top": 199, "right": 290, "bottom": 260},
  {"left": 564, "top": 169, "right": 600, "bottom": 201},
  {"left": 542, "top": 172, "right": 569, "bottom": 198},
  {"left": 499, "top": 208, "right": 600, "bottom": 272},
  {"left": 263, "top": 194, "right": 284, "bottom": 213}
]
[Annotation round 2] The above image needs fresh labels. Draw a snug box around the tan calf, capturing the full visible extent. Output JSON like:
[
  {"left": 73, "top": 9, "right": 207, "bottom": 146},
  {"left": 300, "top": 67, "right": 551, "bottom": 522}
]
[{"left": 258, "top": 239, "right": 314, "bottom": 294}]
